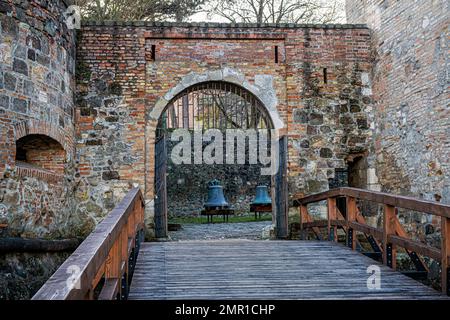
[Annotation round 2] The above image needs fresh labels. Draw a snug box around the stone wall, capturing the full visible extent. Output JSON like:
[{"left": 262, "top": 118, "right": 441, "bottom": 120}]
[
  {"left": 0, "top": 251, "right": 70, "bottom": 300},
  {"left": 345, "top": 0, "right": 449, "bottom": 241},
  {"left": 75, "top": 22, "right": 372, "bottom": 235},
  {"left": 0, "top": 0, "right": 85, "bottom": 238}
]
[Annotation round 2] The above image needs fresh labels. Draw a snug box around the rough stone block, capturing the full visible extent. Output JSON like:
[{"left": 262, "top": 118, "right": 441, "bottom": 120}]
[
  {"left": 13, "top": 58, "right": 28, "bottom": 76},
  {"left": 4, "top": 72, "right": 17, "bottom": 91},
  {"left": 12, "top": 97, "right": 28, "bottom": 113}
]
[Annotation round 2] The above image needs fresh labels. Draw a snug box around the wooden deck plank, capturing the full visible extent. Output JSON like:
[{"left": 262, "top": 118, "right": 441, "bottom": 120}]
[{"left": 128, "top": 240, "right": 447, "bottom": 300}]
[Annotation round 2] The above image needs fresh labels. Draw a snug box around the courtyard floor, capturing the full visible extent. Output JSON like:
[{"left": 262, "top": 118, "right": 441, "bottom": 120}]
[{"left": 168, "top": 221, "right": 272, "bottom": 241}]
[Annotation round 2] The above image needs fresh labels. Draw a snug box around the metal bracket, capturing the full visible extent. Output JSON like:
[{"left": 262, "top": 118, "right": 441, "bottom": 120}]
[
  {"left": 407, "top": 251, "right": 427, "bottom": 272},
  {"left": 367, "top": 235, "right": 382, "bottom": 253},
  {"left": 347, "top": 228, "right": 353, "bottom": 248},
  {"left": 121, "top": 272, "right": 128, "bottom": 300},
  {"left": 328, "top": 226, "right": 335, "bottom": 241},
  {"left": 447, "top": 268, "right": 450, "bottom": 296},
  {"left": 386, "top": 243, "right": 393, "bottom": 268}
]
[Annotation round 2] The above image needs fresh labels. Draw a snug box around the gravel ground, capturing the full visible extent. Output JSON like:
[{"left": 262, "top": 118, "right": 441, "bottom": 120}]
[{"left": 168, "top": 221, "right": 272, "bottom": 241}]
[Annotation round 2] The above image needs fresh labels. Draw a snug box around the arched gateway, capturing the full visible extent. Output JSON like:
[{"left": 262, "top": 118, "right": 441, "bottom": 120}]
[{"left": 147, "top": 69, "right": 288, "bottom": 239}]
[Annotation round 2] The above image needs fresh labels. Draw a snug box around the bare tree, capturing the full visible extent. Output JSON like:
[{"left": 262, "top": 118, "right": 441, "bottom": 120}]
[
  {"left": 205, "top": 0, "right": 345, "bottom": 24},
  {"left": 74, "top": 0, "right": 205, "bottom": 22}
]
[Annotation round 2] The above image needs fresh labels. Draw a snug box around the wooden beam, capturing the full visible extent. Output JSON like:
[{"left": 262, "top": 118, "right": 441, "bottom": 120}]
[
  {"left": 383, "top": 204, "right": 397, "bottom": 269},
  {"left": 301, "top": 221, "right": 328, "bottom": 229},
  {"left": 294, "top": 188, "right": 342, "bottom": 206},
  {"left": 388, "top": 235, "right": 441, "bottom": 261},
  {"left": 91, "top": 262, "right": 106, "bottom": 291},
  {"left": 299, "top": 205, "right": 307, "bottom": 240},
  {"left": 98, "top": 278, "right": 119, "bottom": 300},
  {"left": 105, "top": 240, "right": 120, "bottom": 279},
  {"left": 330, "top": 219, "right": 346, "bottom": 227},
  {"left": 299, "top": 205, "right": 322, "bottom": 240},
  {"left": 294, "top": 187, "right": 450, "bottom": 218},
  {"left": 393, "top": 215, "right": 429, "bottom": 273},
  {"left": 346, "top": 197, "right": 357, "bottom": 250},
  {"left": 327, "top": 198, "right": 337, "bottom": 242},
  {"left": 349, "top": 221, "right": 383, "bottom": 241},
  {"left": 0, "top": 237, "right": 80, "bottom": 253},
  {"left": 442, "top": 217, "right": 450, "bottom": 295}
]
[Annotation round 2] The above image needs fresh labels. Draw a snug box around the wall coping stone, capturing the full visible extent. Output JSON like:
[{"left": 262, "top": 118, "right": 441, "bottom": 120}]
[{"left": 82, "top": 21, "right": 368, "bottom": 29}]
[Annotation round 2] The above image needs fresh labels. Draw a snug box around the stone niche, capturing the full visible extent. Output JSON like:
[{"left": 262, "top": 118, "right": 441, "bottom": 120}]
[{"left": 15, "top": 134, "right": 66, "bottom": 175}]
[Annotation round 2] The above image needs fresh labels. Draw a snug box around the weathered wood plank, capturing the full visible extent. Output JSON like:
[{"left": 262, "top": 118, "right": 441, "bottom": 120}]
[
  {"left": 128, "top": 240, "right": 447, "bottom": 300},
  {"left": 98, "top": 278, "right": 119, "bottom": 300},
  {"left": 441, "top": 217, "right": 450, "bottom": 294},
  {"left": 0, "top": 237, "right": 80, "bottom": 253},
  {"left": 383, "top": 204, "right": 397, "bottom": 269},
  {"left": 349, "top": 222, "right": 383, "bottom": 241}
]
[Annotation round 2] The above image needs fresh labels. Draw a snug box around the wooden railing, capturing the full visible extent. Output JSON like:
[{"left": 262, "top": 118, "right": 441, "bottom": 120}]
[
  {"left": 293, "top": 187, "right": 450, "bottom": 295},
  {"left": 32, "top": 188, "right": 145, "bottom": 300}
]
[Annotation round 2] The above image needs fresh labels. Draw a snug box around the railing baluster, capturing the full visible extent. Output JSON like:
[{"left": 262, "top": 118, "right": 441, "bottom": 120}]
[
  {"left": 383, "top": 204, "right": 397, "bottom": 269},
  {"left": 300, "top": 205, "right": 308, "bottom": 240},
  {"left": 346, "top": 197, "right": 356, "bottom": 250},
  {"left": 327, "top": 197, "right": 337, "bottom": 242},
  {"left": 120, "top": 226, "right": 128, "bottom": 299},
  {"left": 442, "top": 216, "right": 450, "bottom": 295}
]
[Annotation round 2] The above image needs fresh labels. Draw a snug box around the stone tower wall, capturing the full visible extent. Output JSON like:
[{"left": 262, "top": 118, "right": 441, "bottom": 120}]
[
  {"left": 0, "top": 0, "right": 86, "bottom": 238},
  {"left": 346, "top": 0, "right": 449, "bottom": 244}
]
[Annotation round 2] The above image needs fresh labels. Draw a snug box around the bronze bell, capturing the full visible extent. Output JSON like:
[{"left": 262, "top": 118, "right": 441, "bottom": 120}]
[
  {"left": 204, "top": 179, "right": 229, "bottom": 209},
  {"left": 252, "top": 185, "right": 272, "bottom": 205}
]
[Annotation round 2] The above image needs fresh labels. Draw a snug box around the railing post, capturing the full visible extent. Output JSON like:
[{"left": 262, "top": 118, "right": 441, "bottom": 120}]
[
  {"left": 105, "top": 239, "right": 121, "bottom": 299},
  {"left": 441, "top": 216, "right": 450, "bottom": 295},
  {"left": 327, "top": 197, "right": 337, "bottom": 242},
  {"left": 383, "top": 204, "right": 397, "bottom": 269},
  {"left": 346, "top": 197, "right": 356, "bottom": 250},
  {"left": 299, "top": 205, "right": 308, "bottom": 240},
  {"left": 120, "top": 226, "right": 128, "bottom": 300}
]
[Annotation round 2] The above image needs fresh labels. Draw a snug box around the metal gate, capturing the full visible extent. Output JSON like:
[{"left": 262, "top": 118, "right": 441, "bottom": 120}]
[
  {"left": 154, "top": 134, "right": 168, "bottom": 238},
  {"left": 274, "top": 135, "right": 288, "bottom": 239}
]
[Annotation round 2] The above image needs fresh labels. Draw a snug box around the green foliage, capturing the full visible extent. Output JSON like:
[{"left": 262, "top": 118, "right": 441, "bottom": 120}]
[{"left": 75, "top": 59, "right": 91, "bottom": 82}]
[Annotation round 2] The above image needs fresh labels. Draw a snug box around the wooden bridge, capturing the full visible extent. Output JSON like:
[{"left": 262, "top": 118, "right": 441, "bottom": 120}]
[{"left": 32, "top": 187, "right": 450, "bottom": 300}]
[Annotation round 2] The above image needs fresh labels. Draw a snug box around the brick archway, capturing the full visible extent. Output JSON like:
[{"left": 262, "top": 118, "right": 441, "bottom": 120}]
[
  {"left": 145, "top": 68, "right": 288, "bottom": 239},
  {"left": 148, "top": 67, "right": 284, "bottom": 130}
]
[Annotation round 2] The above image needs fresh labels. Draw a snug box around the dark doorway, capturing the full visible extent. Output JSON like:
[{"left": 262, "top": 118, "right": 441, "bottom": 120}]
[{"left": 153, "top": 81, "right": 287, "bottom": 239}]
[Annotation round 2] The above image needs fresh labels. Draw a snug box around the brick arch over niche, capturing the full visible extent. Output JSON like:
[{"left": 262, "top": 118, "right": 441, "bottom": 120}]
[{"left": 13, "top": 119, "right": 74, "bottom": 159}]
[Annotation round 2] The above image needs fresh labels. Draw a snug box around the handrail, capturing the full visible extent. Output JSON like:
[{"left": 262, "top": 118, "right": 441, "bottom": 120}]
[
  {"left": 32, "top": 187, "right": 145, "bottom": 300},
  {"left": 293, "top": 187, "right": 450, "bottom": 218},
  {"left": 294, "top": 187, "right": 450, "bottom": 295}
]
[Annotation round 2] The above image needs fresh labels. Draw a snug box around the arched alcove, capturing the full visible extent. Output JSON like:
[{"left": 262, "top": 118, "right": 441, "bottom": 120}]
[{"left": 15, "top": 134, "right": 66, "bottom": 175}]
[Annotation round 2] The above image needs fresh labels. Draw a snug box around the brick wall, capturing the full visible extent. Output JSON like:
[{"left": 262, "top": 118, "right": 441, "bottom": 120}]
[
  {"left": 75, "top": 22, "right": 372, "bottom": 236},
  {"left": 346, "top": 0, "right": 449, "bottom": 247}
]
